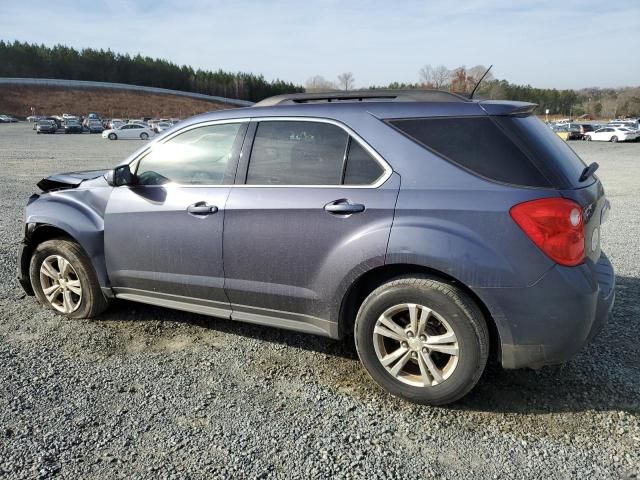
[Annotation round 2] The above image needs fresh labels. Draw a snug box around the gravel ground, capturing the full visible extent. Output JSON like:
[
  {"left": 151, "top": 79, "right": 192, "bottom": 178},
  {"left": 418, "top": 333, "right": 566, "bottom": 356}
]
[{"left": 1, "top": 123, "right": 638, "bottom": 479}]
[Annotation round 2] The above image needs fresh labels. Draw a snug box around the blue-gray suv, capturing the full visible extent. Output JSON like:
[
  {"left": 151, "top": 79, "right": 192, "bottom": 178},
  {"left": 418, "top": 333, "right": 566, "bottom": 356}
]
[{"left": 17, "top": 90, "right": 615, "bottom": 405}]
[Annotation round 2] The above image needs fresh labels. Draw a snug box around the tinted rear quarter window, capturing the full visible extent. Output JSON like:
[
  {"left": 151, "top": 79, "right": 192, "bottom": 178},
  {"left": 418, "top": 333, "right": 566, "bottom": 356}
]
[
  {"left": 389, "top": 117, "right": 552, "bottom": 187},
  {"left": 494, "top": 115, "right": 587, "bottom": 188},
  {"left": 343, "top": 140, "right": 385, "bottom": 185}
]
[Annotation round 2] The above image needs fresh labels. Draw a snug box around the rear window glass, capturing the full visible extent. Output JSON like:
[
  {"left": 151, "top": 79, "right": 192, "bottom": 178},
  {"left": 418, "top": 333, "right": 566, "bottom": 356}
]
[{"left": 389, "top": 117, "right": 552, "bottom": 187}]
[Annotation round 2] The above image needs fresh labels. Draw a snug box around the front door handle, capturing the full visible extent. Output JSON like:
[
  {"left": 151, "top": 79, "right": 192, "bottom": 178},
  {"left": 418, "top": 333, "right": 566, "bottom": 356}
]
[
  {"left": 324, "top": 199, "right": 365, "bottom": 215},
  {"left": 187, "top": 202, "right": 218, "bottom": 215}
]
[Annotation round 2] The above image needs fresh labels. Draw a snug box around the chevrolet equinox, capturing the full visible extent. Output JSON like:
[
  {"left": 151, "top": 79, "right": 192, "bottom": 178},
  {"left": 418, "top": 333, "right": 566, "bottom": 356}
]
[{"left": 17, "top": 90, "right": 615, "bottom": 405}]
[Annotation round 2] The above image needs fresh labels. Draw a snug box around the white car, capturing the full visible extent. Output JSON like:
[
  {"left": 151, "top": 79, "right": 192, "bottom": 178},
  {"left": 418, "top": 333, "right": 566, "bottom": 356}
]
[
  {"left": 154, "top": 121, "right": 173, "bottom": 133},
  {"left": 585, "top": 127, "right": 639, "bottom": 142},
  {"left": 102, "top": 123, "right": 154, "bottom": 140}
]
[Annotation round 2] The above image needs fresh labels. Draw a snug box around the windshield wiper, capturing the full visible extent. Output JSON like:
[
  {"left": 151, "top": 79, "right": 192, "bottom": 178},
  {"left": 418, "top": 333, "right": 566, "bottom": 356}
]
[{"left": 579, "top": 162, "right": 599, "bottom": 182}]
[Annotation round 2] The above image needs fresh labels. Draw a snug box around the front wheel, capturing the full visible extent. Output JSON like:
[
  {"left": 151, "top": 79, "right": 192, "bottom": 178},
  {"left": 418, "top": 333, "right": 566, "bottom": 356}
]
[
  {"left": 140, "top": 132, "right": 149, "bottom": 140},
  {"left": 611, "top": 136, "right": 618, "bottom": 143},
  {"left": 108, "top": 133, "right": 117, "bottom": 140},
  {"left": 354, "top": 277, "right": 489, "bottom": 405},
  {"left": 29, "top": 239, "right": 108, "bottom": 319},
  {"left": 586, "top": 135, "right": 592, "bottom": 141}
]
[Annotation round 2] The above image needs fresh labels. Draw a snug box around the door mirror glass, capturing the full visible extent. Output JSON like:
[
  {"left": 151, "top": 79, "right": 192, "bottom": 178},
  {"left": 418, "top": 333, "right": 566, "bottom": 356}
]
[{"left": 107, "top": 164, "right": 134, "bottom": 186}]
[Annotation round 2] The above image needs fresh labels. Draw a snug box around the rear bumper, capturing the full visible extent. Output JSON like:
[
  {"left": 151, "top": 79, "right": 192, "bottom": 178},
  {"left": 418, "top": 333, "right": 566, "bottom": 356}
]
[{"left": 477, "top": 253, "right": 615, "bottom": 369}]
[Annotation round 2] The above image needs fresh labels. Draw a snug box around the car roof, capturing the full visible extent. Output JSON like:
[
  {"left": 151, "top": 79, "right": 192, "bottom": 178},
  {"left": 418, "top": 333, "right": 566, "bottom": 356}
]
[{"left": 182, "top": 97, "right": 536, "bottom": 129}]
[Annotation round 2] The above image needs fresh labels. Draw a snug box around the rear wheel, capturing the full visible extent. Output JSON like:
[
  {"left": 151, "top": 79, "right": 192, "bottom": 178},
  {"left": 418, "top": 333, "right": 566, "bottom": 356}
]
[
  {"left": 29, "top": 239, "right": 108, "bottom": 319},
  {"left": 611, "top": 136, "right": 618, "bottom": 143},
  {"left": 354, "top": 276, "right": 489, "bottom": 405},
  {"left": 108, "top": 133, "right": 117, "bottom": 140},
  {"left": 586, "top": 135, "right": 592, "bottom": 141}
]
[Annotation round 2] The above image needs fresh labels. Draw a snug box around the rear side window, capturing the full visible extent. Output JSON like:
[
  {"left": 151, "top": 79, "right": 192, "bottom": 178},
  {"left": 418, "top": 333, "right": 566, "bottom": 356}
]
[
  {"left": 247, "top": 121, "right": 348, "bottom": 185},
  {"left": 388, "top": 117, "right": 552, "bottom": 187}
]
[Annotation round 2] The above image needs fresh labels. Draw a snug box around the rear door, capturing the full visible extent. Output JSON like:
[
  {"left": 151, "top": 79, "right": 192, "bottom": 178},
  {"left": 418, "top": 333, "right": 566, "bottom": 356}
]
[
  {"left": 104, "top": 120, "right": 247, "bottom": 315},
  {"left": 222, "top": 118, "right": 398, "bottom": 335}
]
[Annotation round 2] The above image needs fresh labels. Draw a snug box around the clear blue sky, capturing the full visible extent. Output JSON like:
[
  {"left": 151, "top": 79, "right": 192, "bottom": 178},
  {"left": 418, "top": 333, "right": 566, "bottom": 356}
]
[{"left": 2, "top": 0, "right": 638, "bottom": 89}]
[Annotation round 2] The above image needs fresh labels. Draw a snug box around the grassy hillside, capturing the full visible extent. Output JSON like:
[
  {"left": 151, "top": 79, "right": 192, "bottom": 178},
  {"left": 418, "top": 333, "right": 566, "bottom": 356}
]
[{"left": 0, "top": 86, "right": 235, "bottom": 119}]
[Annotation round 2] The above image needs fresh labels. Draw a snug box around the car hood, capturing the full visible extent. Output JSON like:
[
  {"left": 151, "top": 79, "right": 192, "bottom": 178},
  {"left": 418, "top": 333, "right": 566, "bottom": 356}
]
[{"left": 37, "top": 169, "right": 110, "bottom": 192}]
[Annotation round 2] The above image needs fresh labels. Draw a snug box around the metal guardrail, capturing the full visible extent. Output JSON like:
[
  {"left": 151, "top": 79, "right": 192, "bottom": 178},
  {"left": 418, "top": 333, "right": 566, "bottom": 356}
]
[{"left": 0, "top": 77, "right": 254, "bottom": 107}]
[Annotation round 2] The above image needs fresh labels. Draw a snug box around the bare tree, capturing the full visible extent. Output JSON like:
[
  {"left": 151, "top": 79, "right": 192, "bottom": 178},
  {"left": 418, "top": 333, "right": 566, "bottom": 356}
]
[
  {"left": 305, "top": 75, "right": 336, "bottom": 92},
  {"left": 337, "top": 72, "right": 355, "bottom": 91},
  {"left": 467, "top": 65, "right": 494, "bottom": 83},
  {"left": 419, "top": 64, "right": 450, "bottom": 88}
]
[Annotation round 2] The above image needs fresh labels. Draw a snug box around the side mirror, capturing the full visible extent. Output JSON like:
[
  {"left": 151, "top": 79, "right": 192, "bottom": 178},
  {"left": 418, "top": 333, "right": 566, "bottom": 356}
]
[{"left": 106, "top": 164, "right": 134, "bottom": 187}]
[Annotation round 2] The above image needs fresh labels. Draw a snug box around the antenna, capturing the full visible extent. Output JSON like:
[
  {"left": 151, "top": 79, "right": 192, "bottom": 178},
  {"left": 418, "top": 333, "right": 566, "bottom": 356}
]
[{"left": 469, "top": 64, "right": 493, "bottom": 99}]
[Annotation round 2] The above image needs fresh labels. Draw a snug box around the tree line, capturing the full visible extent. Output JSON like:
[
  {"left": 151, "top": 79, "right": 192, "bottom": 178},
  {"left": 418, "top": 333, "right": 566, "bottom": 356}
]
[
  {"left": 307, "top": 65, "right": 639, "bottom": 118},
  {"left": 0, "top": 41, "right": 302, "bottom": 102},
  {"left": 2, "top": 41, "right": 637, "bottom": 117}
]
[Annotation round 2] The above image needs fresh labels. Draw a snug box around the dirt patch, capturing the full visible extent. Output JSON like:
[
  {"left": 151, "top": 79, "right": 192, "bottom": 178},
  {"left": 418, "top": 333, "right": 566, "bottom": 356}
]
[{"left": 0, "top": 85, "right": 235, "bottom": 119}]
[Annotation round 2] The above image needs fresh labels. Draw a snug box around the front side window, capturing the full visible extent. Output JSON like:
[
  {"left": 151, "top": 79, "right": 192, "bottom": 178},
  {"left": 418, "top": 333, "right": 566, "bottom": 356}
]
[
  {"left": 136, "top": 123, "right": 242, "bottom": 186},
  {"left": 246, "top": 121, "right": 348, "bottom": 185}
]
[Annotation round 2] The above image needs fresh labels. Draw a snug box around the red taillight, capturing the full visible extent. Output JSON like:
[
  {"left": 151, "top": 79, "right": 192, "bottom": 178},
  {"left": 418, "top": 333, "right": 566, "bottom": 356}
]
[{"left": 510, "top": 198, "right": 585, "bottom": 266}]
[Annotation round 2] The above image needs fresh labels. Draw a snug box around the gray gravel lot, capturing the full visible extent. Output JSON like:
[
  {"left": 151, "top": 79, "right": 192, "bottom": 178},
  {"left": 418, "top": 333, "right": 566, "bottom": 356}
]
[{"left": 1, "top": 122, "right": 639, "bottom": 479}]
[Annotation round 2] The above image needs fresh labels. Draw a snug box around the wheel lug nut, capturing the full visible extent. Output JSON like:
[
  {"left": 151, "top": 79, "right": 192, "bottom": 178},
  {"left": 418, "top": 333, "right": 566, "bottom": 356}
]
[
  {"left": 401, "top": 342, "right": 408, "bottom": 349},
  {"left": 411, "top": 352, "right": 418, "bottom": 358},
  {"left": 407, "top": 331, "right": 414, "bottom": 338},
  {"left": 419, "top": 335, "right": 426, "bottom": 342},
  {"left": 422, "top": 347, "right": 428, "bottom": 354}
]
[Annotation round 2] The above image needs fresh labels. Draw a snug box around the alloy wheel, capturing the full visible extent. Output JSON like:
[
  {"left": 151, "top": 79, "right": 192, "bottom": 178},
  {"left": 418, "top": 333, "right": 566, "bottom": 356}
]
[
  {"left": 373, "top": 303, "right": 459, "bottom": 387},
  {"left": 39, "top": 255, "right": 82, "bottom": 313}
]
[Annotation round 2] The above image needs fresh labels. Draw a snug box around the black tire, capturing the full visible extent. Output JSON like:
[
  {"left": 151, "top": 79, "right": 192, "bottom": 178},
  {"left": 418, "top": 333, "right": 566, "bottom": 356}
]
[
  {"left": 586, "top": 135, "right": 592, "bottom": 141},
  {"left": 29, "top": 239, "right": 108, "bottom": 319},
  {"left": 354, "top": 276, "right": 489, "bottom": 405},
  {"left": 140, "top": 132, "right": 149, "bottom": 140},
  {"left": 108, "top": 133, "right": 117, "bottom": 140},
  {"left": 611, "top": 136, "right": 618, "bottom": 143}
]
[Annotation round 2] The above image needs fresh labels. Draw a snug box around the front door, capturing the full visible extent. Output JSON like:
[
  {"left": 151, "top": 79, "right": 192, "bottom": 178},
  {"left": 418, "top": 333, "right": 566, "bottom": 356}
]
[
  {"left": 223, "top": 119, "right": 399, "bottom": 335},
  {"left": 104, "top": 120, "right": 247, "bottom": 316}
]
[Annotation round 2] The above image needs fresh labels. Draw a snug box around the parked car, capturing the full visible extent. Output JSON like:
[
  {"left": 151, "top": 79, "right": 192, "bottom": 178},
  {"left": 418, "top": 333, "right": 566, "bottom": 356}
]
[
  {"left": 34, "top": 117, "right": 60, "bottom": 131},
  {"left": 106, "top": 119, "right": 125, "bottom": 130},
  {"left": 0, "top": 114, "right": 19, "bottom": 123},
  {"left": 578, "top": 124, "right": 595, "bottom": 138},
  {"left": 64, "top": 120, "right": 83, "bottom": 134},
  {"left": 153, "top": 121, "right": 173, "bottom": 133},
  {"left": 27, "top": 115, "right": 43, "bottom": 123},
  {"left": 102, "top": 123, "right": 154, "bottom": 140},
  {"left": 87, "top": 120, "right": 104, "bottom": 134},
  {"left": 17, "top": 90, "right": 614, "bottom": 405},
  {"left": 35, "top": 119, "right": 57, "bottom": 134},
  {"left": 584, "top": 126, "right": 639, "bottom": 142},
  {"left": 608, "top": 121, "right": 639, "bottom": 131}
]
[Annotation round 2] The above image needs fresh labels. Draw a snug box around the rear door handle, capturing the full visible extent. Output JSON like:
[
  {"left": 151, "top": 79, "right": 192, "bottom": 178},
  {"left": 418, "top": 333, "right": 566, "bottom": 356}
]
[
  {"left": 187, "top": 202, "right": 218, "bottom": 215},
  {"left": 324, "top": 199, "right": 365, "bottom": 215}
]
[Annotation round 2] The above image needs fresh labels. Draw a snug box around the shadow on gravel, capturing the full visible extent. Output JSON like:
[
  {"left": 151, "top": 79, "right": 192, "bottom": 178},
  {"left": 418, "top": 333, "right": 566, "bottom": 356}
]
[
  {"left": 99, "top": 299, "right": 359, "bottom": 360},
  {"left": 96, "top": 275, "right": 639, "bottom": 415}
]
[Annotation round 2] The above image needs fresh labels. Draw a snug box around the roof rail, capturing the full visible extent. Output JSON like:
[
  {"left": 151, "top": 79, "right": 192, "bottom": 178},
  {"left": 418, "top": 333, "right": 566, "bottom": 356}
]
[{"left": 254, "top": 89, "right": 470, "bottom": 107}]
